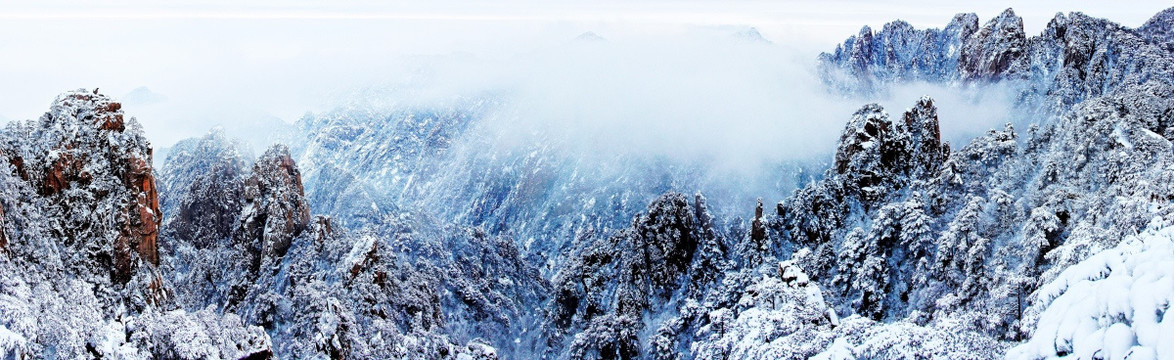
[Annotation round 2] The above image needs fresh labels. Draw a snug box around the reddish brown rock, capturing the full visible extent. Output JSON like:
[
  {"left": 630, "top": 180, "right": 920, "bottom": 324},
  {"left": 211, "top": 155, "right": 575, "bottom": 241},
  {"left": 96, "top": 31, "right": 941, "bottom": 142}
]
[
  {"left": 0, "top": 204, "right": 7, "bottom": 251},
  {"left": 25, "top": 89, "right": 161, "bottom": 282},
  {"left": 123, "top": 154, "right": 160, "bottom": 266},
  {"left": 7, "top": 154, "right": 26, "bottom": 181},
  {"left": 42, "top": 152, "right": 86, "bottom": 195},
  {"left": 350, "top": 240, "right": 378, "bottom": 278},
  {"left": 99, "top": 113, "right": 124, "bottom": 132}
]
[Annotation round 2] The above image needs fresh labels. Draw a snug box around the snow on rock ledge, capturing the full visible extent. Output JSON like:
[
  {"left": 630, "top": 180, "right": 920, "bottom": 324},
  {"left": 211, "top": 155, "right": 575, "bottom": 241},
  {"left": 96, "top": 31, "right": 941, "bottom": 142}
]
[
  {"left": 160, "top": 128, "right": 250, "bottom": 250},
  {"left": 1008, "top": 217, "right": 1174, "bottom": 360}
]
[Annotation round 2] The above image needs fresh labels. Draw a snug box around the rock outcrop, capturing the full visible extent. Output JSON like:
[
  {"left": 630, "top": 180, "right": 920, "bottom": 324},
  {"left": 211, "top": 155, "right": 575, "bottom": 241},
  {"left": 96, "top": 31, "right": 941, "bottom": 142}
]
[
  {"left": 833, "top": 97, "right": 948, "bottom": 202},
  {"left": 1138, "top": 7, "right": 1174, "bottom": 53},
  {"left": 0, "top": 203, "right": 6, "bottom": 251},
  {"left": 2, "top": 89, "right": 160, "bottom": 283},
  {"left": 0, "top": 89, "right": 274, "bottom": 359},
  {"left": 234, "top": 144, "right": 311, "bottom": 271},
  {"left": 959, "top": 8, "right": 1028, "bottom": 80},
  {"left": 550, "top": 192, "right": 706, "bottom": 358},
  {"left": 819, "top": 6, "right": 1174, "bottom": 106},
  {"left": 160, "top": 129, "right": 249, "bottom": 250},
  {"left": 818, "top": 13, "right": 979, "bottom": 92}
]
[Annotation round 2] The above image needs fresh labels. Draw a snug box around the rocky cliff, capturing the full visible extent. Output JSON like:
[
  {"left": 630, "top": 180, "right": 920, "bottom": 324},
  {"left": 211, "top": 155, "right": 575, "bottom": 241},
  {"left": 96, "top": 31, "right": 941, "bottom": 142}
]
[
  {"left": 1, "top": 89, "right": 160, "bottom": 292},
  {"left": 0, "top": 90, "right": 271, "bottom": 359},
  {"left": 819, "top": 7, "right": 1174, "bottom": 113},
  {"left": 160, "top": 129, "right": 250, "bottom": 251},
  {"left": 233, "top": 144, "right": 311, "bottom": 273}
]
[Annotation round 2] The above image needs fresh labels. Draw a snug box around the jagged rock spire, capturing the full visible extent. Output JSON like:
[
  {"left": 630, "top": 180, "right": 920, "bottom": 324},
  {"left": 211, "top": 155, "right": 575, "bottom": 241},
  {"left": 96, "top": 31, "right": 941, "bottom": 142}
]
[
  {"left": 960, "top": 8, "right": 1027, "bottom": 80},
  {"left": 234, "top": 144, "right": 311, "bottom": 271}
]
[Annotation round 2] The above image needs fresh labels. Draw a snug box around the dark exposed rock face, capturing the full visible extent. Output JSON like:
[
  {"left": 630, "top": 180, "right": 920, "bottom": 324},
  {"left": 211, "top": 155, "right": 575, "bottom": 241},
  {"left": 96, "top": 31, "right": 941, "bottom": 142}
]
[
  {"left": 234, "top": 144, "right": 311, "bottom": 271},
  {"left": 750, "top": 198, "right": 767, "bottom": 253},
  {"left": 833, "top": 97, "right": 948, "bottom": 203},
  {"left": 172, "top": 162, "right": 245, "bottom": 248},
  {"left": 959, "top": 8, "right": 1029, "bottom": 80},
  {"left": 903, "top": 97, "right": 948, "bottom": 175},
  {"left": 0, "top": 203, "right": 6, "bottom": 251},
  {"left": 239, "top": 348, "right": 274, "bottom": 360},
  {"left": 160, "top": 130, "right": 249, "bottom": 250},
  {"left": 634, "top": 193, "right": 699, "bottom": 297},
  {"left": 549, "top": 192, "right": 706, "bottom": 358}
]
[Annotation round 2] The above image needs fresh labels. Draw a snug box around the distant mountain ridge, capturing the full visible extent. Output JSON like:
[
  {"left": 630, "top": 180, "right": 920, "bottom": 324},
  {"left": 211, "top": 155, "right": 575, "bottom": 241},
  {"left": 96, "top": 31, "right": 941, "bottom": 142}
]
[{"left": 820, "top": 8, "right": 1174, "bottom": 115}]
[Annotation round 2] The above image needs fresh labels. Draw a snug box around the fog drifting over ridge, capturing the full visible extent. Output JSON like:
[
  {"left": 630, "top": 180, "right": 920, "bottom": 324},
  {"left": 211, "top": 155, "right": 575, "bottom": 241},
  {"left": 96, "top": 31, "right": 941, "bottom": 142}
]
[
  {"left": 4, "top": 1, "right": 1167, "bottom": 168},
  {"left": 393, "top": 35, "right": 1026, "bottom": 174}
]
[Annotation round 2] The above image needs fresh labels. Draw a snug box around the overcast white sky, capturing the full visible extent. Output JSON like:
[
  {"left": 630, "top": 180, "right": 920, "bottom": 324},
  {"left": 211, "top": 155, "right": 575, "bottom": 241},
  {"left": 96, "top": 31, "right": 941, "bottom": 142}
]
[{"left": 1, "top": 1, "right": 1170, "bottom": 149}]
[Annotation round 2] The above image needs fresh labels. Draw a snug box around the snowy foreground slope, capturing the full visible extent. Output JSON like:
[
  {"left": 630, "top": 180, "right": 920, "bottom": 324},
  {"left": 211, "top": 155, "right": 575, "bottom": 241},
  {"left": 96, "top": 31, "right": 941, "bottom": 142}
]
[
  {"left": 1008, "top": 217, "right": 1174, "bottom": 360},
  {"left": 2, "top": 6, "right": 1174, "bottom": 360}
]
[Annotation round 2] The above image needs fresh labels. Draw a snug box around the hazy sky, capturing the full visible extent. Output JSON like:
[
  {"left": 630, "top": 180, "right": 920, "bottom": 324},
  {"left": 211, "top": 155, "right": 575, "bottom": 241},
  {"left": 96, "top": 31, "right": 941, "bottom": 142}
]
[{"left": 1, "top": 1, "right": 1170, "bottom": 150}]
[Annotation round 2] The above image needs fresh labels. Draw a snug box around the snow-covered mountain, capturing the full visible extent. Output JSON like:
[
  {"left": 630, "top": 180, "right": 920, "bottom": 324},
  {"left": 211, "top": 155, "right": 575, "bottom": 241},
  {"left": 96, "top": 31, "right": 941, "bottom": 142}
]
[{"left": 2, "top": 6, "right": 1174, "bottom": 360}]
